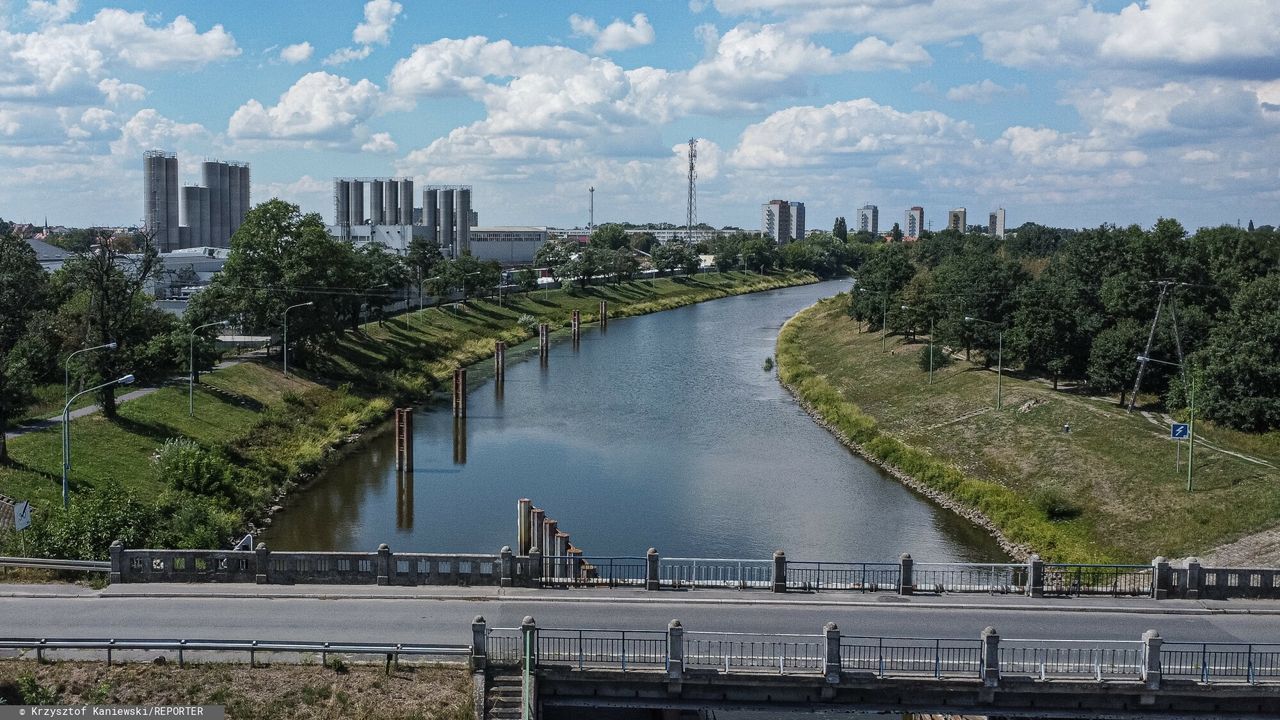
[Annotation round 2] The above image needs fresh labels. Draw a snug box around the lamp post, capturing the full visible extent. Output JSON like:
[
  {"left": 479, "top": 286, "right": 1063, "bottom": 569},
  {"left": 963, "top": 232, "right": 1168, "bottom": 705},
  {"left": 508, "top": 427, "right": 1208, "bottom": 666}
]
[
  {"left": 1138, "top": 355, "right": 1196, "bottom": 491},
  {"left": 283, "top": 301, "right": 314, "bottom": 378},
  {"left": 64, "top": 342, "right": 116, "bottom": 407},
  {"left": 901, "top": 305, "right": 934, "bottom": 385},
  {"left": 965, "top": 316, "right": 1004, "bottom": 410},
  {"left": 62, "top": 374, "right": 135, "bottom": 508},
  {"left": 189, "top": 321, "right": 230, "bottom": 416},
  {"left": 363, "top": 282, "right": 389, "bottom": 324},
  {"left": 855, "top": 288, "right": 889, "bottom": 351}
]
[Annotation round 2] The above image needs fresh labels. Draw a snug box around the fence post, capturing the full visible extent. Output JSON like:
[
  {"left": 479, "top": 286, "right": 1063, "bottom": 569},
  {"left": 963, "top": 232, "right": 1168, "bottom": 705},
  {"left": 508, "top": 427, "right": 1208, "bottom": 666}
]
[
  {"left": 1185, "top": 557, "right": 1201, "bottom": 600},
  {"left": 824, "top": 622, "right": 842, "bottom": 685},
  {"left": 1141, "top": 629, "right": 1162, "bottom": 690},
  {"left": 471, "top": 615, "right": 488, "bottom": 671},
  {"left": 109, "top": 540, "right": 124, "bottom": 584},
  {"left": 377, "top": 543, "right": 391, "bottom": 586},
  {"left": 255, "top": 542, "right": 270, "bottom": 584},
  {"left": 529, "top": 546, "right": 543, "bottom": 587},
  {"left": 521, "top": 615, "right": 537, "bottom": 669},
  {"left": 772, "top": 550, "right": 787, "bottom": 593},
  {"left": 667, "top": 619, "right": 684, "bottom": 691},
  {"left": 980, "top": 626, "right": 1001, "bottom": 688},
  {"left": 646, "top": 548, "right": 660, "bottom": 591},
  {"left": 1027, "top": 554, "right": 1044, "bottom": 598},
  {"left": 1151, "top": 556, "right": 1170, "bottom": 600},
  {"left": 898, "top": 553, "right": 914, "bottom": 596},
  {"left": 500, "top": 546, "right": 514, "bottom": 587}
]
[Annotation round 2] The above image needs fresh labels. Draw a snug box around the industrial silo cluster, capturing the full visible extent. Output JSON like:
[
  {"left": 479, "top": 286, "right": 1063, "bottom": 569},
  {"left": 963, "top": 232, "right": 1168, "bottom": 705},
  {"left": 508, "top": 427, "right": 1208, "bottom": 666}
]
[
  {"left": 332, "top": 179, "right": 472, "bottom": 256},
  {"left": 333, "top": 178, "right": 415, "bottom": 227},
  {"left": 144, "top": 150, "right": 249, "bottom": 252}
]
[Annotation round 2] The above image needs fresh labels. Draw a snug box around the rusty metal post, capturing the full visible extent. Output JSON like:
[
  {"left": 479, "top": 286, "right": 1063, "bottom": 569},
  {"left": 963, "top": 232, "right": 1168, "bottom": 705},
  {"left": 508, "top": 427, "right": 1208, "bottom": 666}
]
[
  {"left": 538, "top": 323, "right": 549, "bottom": 363},
  {"left": 517, "top": 498, "right": 532, "bottom": 556},
  {"left": 452, "top": 417, "right": 467, "bottom": 465},
  {"left": 599, "top": 300, "right": 607, "bottom": 329},
  {"left": 495, "top": 340, "right": 506, "bottom": 386},
  {"left": 452, "top": 368, "right": 467, "bottom": 418},
  {"left": 571, "top": 309, "right": 581, "bottom": 344}
]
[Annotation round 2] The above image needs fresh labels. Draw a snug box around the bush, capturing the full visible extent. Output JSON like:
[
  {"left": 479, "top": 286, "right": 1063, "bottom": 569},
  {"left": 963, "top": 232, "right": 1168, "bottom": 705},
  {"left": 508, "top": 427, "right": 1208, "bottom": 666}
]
[
  {"left": 515, "top": 313, "right": 538, "bottom": 332},
  {"left": 918, "top": 344, "right": 953, "bottom": 372},
  {"left": 25, "top": 483, "right": 158, "bottom": 560},
  {"left": 154, "top": 437, "right": 233, "bottom": 496},
  {"left": 1031, "top": 485, "right": 1083, "bottom": 521},
  {"left": 152, "top": 492, "right": 242, "bottom": 549}
]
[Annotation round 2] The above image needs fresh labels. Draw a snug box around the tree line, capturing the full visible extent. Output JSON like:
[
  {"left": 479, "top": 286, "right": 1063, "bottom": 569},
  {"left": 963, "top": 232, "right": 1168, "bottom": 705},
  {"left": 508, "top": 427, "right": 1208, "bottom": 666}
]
[{"left": 846, "top": 220, "right": 1280, "bottom": 432}]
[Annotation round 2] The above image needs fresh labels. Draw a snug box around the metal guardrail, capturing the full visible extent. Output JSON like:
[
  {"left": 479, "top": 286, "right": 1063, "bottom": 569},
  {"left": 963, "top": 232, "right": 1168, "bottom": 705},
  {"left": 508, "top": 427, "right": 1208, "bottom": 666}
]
[
  {"left": 786, "top": 561, "right": 899, "bottom": 592},
  {"left": 840, "top": 636, "right": 982, "bottom": 678},
  {"left": 0, "top": 637, "right": 468, "bottom": 666},
  {"left": 0, "top": 556, "right": 110, "bottom": 572},
  {"left": 1043, "top": 564, "right": 1153, "bottom": 596},
  {"left": 685, "top": 632, "right": 824, "bottom": 674},
  {"left": 914, "top": 563, "right": 1027, "bottom": 594},
  {"left": 660, "top": 557, "right": 772, "bottom": 589},
  {"left": 541, "top": 555, "right": 646, "bottom": 587},
  {"left": 1162, "top": 642, "right": 1280, "bottom": 683},
  {"left": 1000, "top": 639, "right": 1144, "bottom": 681}
]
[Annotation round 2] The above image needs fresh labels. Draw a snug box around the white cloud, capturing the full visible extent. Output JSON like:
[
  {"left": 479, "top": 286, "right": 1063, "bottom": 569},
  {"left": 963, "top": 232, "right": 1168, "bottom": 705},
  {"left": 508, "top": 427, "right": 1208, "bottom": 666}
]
[
  {"left": 361, "top": 131, "right": 397, "bottom": 153},
  {"left": 109, "top": 107, "right": 210, "bottom": 156},
  {"left": 323, "top": 45, "right": 371, "bottom": 66},
  {"left": 352, "top": 0, "right": 402, "bottom": 45},
  {"left": 1181, "top": 149, "right": 1219, "bottom": 163},
  {"left": 945, "top": 79, "right": 1025, "bottom": 103},
  {"left": 569, "top": 12, "right": 656, "bottom": 54},
  {"left": 25, "top": 0, "right": 77, "bottom": 24},
  {"left": 97, "top": 77, "right": 145, "bottom": 104},
  {"left": 279, "top": 42, "right": 313, "bottom": 64},
  {"left": 227, "top": 71, "right": 381, "bottom": 143}
]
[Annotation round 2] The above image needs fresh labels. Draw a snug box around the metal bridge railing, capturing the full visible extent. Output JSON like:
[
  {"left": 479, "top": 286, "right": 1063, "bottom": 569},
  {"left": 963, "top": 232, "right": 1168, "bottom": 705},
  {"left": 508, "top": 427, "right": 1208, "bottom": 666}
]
[
  {"left": 786, "top": 561, "right": 899, "bottom": 592},
  {"left": 839, "top": 636, "right": 982, "bottom": 678},
  {"left": 541, "top": 555, "right": 646, "bottom": 588},
  {"left": 659, "top": 557, "right": 772, "bottom": 589},
  {"left": 534, "top": 628, "right": 667, "bottom": 671},
  {"left": 1042, "top": 564, "right": 1153, "bottom": 597},
  {"left": 999, "top": 639, "right": 1145, "bottom": 681},
  {"left": 913, "top": 563, "right": 1027, "bottom": 594},
  {"left": 0, "top": 556, "right": 110, "bottom": 573},
  {"left": 0, "top": 637, "right": 468, "bottom": 667},
  {"left": 684, "top": 632, "right": 824, "bottom": 675},
  {"left": 1161, "top": 642, "right": 1280, "bottom": 683}
]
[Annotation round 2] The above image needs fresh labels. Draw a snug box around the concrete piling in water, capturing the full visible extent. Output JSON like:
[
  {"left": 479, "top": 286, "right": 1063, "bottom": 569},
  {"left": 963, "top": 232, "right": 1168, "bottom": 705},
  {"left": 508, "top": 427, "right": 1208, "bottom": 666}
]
[
  {"left": 538, "top": 323, "right": 549, "bottom": 364},
  {"left": 599, "top": 300, "right": 607, "bottom": 330},
  {"left": 517, "top": 498, "right": 532, "bottom": 555},
  {"left": 494, "top": 341, "right": 506, "bottom": 387},
  {"left": 452, "top": 368, "right": 467, "bottom": 418},
  {"left": 571, "top": 309, "right": 581, "bottom": 345}
]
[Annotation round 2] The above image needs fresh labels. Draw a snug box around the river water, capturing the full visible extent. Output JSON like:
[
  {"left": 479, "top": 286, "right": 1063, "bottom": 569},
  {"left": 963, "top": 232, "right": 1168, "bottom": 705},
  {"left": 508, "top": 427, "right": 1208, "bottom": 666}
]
[{"left": 269, "top": 279, "right": 1006, "bottom": 562}]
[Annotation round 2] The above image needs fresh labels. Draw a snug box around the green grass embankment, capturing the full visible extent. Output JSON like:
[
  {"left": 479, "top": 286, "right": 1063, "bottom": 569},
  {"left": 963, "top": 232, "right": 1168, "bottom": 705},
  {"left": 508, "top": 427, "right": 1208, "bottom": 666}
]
[
  {"left": 1, "top": 272, "right": 816, "bottom": 534},
  {"left": 777, "top": 295, "right": 1280, "bottom": 563}
]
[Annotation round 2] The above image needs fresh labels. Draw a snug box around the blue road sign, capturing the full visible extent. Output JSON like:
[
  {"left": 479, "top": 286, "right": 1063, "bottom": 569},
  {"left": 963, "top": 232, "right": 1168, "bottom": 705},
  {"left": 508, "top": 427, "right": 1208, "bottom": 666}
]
[{"left": 1171, "top": 423, "right": 1190, "bottom": 439}]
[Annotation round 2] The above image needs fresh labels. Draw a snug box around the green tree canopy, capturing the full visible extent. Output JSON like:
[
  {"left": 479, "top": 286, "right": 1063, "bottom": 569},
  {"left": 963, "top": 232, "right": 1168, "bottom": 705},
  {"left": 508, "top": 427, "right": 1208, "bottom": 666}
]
[{"left": 1197, "top": 273, "right": 1280, "bottom": 431}]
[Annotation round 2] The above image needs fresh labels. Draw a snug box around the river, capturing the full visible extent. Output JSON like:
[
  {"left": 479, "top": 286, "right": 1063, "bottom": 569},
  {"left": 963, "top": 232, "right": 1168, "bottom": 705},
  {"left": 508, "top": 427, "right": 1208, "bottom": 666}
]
[{"left": 269, "top": 279, "right": 1006, "bottom": 562}]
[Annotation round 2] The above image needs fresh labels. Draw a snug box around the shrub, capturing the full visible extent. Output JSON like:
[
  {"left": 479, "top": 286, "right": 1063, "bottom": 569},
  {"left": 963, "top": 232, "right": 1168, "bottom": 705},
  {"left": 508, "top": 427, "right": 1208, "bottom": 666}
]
[
  {"left": 25, "top": 483, "right": 157, "bottom": 559},
  {"left": 918, "top": 344, "right": 953, "bottom": 372},
  {"left": 763, "top": 356, "right": 774, "bottom": 371},
  {"left": 516, "top": 313, "right": 538, "bottom": 332},
  {"left": 152, "top": 492, "right": 242, "bottom": 549},
  {"left": 154, "top": 438, "right": 233, "bottom": 496},
  {"left": 1031, "top": 485, "right": 1083, "bottom": 521}
]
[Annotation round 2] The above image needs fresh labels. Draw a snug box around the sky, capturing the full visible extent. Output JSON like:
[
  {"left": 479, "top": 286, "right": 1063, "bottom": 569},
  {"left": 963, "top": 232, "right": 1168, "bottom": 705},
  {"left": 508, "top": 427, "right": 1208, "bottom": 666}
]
[{"left": 1, "top": 0, "right": 1279, "bottom": 233}]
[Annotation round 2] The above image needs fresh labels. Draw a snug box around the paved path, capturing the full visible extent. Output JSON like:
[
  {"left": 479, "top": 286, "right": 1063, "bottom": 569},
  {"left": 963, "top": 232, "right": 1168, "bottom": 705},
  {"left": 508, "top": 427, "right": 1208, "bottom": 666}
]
[
  {"left": 3, "top": 360, "right": 244, "bottom": 442},
  {"left": 3, "top": 584, "right": 1280, "bottom": 648}
]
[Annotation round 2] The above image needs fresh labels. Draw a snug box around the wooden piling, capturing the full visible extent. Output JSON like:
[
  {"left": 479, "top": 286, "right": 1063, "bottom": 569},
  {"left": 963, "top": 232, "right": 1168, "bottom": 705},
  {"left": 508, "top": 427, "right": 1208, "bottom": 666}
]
[
  {"left": 538, "top": 323, "right": 549, "bottom": 363},
  {"left": 494, "top": 341, "right": 506, "bottom": 385},
  {"left": 394, "top": 407, "right": 414, "bottom": 474},
  {"left": 517, "top": 498, "right": 532, "bottom": 556},
  {"left": 452, "top": 368, "right": 467, "bottom": 418},
  {"left": 452, "top": 417, "right": 467, "bottom": 465},
  {"left": 571, "top": 310, "right": 581, "bottom": 343}
]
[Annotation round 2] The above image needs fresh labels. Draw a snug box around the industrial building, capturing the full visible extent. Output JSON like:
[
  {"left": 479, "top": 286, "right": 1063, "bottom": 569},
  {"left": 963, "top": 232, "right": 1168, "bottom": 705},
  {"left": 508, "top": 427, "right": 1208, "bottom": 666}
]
[
  {"left": 762, "top": 199, "right": 805, "bottom": 244},
  {"left": 467, "top": 226, "right": 549, "bottom": 266},
  {"left": 857, "top": 204, "right": 879, "bottom": 235},
  {"left": 948, "top": 208, "right": 967, "bottom": 232},
  {"left": 330, "top": 179, "right": 475, "bottom": 258},
  {"left": 989, "top": 208, "right": 1006, "bottom": 238},
  {"left": 144, "top": 150, "right": 249, "bottom": 252},
  {"left": 905, "top": 206, "right": 924, "bottom": 239}
]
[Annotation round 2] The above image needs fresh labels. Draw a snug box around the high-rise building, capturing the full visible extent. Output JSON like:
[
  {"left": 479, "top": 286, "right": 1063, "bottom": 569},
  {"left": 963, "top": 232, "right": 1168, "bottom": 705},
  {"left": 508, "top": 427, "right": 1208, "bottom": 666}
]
[
  {"left": 788, "top": 201, "right": 805, "bottom": 241},
  {"left": 761, "top": 200, "right": 791, "bottom": 244},
  {"left": 989, "top": 208, "right": 1006, "bottom": 238},
  {"left": 905, "top": 206, "right": 924, "bottom": 238},
  {"left": 857, "top": 204, "right": 879, "bottom": 236},
  {"left": 146, "top": 151, "right": 247, "bottom": 250},
  {"left": 948, "top": 208, "right": 967, "bottom": 232}
]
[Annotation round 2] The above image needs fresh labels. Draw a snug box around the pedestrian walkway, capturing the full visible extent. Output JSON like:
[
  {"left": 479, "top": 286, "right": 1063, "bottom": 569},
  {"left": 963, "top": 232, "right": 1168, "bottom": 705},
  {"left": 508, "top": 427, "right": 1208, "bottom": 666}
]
[{"left": 3, "top": 360, "right": 244, "bottom": 442}]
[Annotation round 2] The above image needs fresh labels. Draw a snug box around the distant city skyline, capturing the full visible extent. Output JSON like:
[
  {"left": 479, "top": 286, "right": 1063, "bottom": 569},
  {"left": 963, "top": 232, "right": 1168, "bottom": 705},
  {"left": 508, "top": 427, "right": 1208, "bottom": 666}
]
[{"left": 2, "top": 1, "right": 1278, "bottom": 232}]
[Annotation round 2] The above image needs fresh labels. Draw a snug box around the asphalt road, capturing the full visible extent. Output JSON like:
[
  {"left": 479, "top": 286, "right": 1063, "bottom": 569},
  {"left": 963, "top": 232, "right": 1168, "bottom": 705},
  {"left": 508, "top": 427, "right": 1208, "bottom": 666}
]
[{"left": 2, "top": 585, "right": 1278, "bottom": 646}]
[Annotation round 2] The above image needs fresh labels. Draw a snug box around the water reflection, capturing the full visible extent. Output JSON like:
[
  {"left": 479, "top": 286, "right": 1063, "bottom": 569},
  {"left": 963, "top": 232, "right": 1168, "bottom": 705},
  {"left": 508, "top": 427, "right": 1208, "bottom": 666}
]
[{"left": 269, "top": 279, "right": 1009, "bottom": 562}]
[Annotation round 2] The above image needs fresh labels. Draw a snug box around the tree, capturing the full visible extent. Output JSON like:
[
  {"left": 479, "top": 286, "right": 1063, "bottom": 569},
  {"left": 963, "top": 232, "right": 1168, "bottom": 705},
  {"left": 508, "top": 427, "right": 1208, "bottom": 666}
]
[
  {"left": 60, "top": 229, "right": 175, "bottom": 417},
  {"left": 610, "top": 247, "right": 639, "bottom": 282},
  {"left": 1087, "top": 318, "right": 1145, "bottom": 405},
  {"left": 739, "top": 237, "right": 778, "bottom": 274},
  {"left": 515, "top": 267, "right": 537, "bottom": 292},
  {"left": 446, "top": 254, "right": 502, "bottom": 297},
  {"left": 589, "top": 223, "right": 629, "bottom": 250},
  {"left": 833, "top": 217, "right": 848, "bottom": 242},
  {"left": 405, "top": 236, "right": 444, "bottom": 299},
  {"left": 0, "top": 234, "right": 51, "bottom": 462},
  {"left": 629, "top": 231, "right": 657, "bottom": 253},
  {"left": 650, "top": 242, "right": 680, "bottom": 276},
  {"left": 890, "top": 223, "right": 903, "bottom": 243},
  {"left": 533, "top": 238, "right": 575, "bottom": 284},
  {"left": 1009, "top": 268, "right": 1094, "bottom": 388},
  {"left": 677, "top": 243, "right": 701, "bottom": 276},
  {"left": 1197, "top": 274, "right": 1280, "bottom": 431},
  {"left": 848, "top": 243, "right": 913, "bottom": 326}
]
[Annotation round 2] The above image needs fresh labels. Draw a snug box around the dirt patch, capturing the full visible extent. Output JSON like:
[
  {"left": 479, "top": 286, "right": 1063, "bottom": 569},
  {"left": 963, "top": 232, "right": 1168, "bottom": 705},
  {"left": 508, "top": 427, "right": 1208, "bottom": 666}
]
[
  {"left": 1191, "top": 528, "right": 1280, "bottom": 568},
  {"left": 0, "top": 660, "right": 473, "bottom": 719}
]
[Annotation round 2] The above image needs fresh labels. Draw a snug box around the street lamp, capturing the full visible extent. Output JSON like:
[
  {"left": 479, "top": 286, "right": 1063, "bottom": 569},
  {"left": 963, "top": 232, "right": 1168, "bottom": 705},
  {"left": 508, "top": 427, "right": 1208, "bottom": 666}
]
[
  {"left": 902, "top": 305, "right": 935, "bottom": 385},
  {"left": 64, "top": 342, "right": 116, "bottom": 407},
  {"left": 62, "top": 374, "right": 134, "bottom": 508},
  {"left": 189, "top": 320, "right": 230, "bottom": 416},
  {"left": 282, "top": 301, "right": 314, "bottom": 378},
  {"left": 1138, "top": 355, "right": 1196, "bottom": 492},
  {"left": 966, "top": 316, "right": 1004, "bottom": 410},
  {"left": 363, "top": 283, "right": 389, "bottom": 324}
]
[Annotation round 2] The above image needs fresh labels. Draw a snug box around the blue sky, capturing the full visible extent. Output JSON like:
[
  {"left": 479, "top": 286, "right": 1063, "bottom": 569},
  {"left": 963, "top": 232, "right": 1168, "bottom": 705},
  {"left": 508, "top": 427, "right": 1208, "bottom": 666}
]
[{"left": 2, "top": 0, "right": 1279, "bottom": 232}]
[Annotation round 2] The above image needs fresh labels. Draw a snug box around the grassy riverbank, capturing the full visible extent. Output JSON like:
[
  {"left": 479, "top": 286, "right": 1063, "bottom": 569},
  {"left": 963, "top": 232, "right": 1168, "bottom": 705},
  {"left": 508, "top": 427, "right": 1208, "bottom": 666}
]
[
  {"left": 1, "top": 271, "right": 815, "bottom": 555},
  {"left": 0, "top": 660, "right": 472, "bottom": 719},
  {"left": 776, "top": 295, "right": 1280, "bottom": 563}
]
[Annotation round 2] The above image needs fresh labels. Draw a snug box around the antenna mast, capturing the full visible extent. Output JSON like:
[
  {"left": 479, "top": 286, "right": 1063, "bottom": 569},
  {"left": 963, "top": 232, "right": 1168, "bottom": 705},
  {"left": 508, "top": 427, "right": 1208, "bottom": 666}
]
[
  {"left": 686, "top": 138, "right": 697, "bottom": 244},
  {"left": 589, "top": 186, "right": 595, "bottom": 231}
]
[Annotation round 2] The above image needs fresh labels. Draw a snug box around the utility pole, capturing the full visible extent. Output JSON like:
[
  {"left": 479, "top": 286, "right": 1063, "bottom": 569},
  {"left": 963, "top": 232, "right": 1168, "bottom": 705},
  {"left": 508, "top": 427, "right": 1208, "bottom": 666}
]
[{"left": 1128, "top": 282, "right": 1169, "bottom": 412}]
